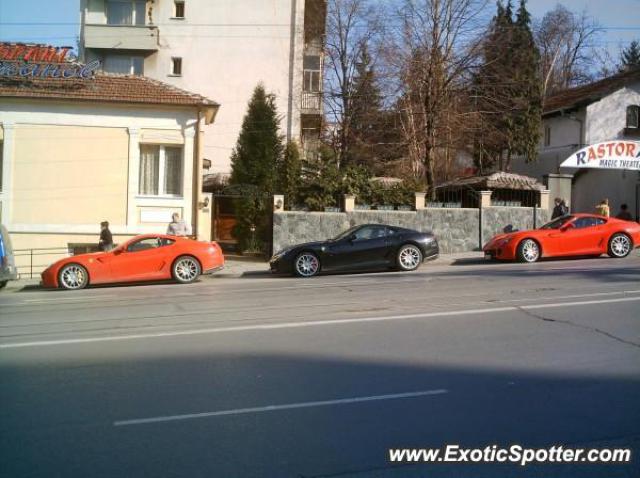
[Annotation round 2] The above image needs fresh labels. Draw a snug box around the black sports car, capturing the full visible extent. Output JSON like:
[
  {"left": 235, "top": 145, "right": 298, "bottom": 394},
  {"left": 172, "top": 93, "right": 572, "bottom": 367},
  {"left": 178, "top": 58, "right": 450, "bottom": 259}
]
[{"left": 270, "top": 224, "right": 439, "bottom": 277}]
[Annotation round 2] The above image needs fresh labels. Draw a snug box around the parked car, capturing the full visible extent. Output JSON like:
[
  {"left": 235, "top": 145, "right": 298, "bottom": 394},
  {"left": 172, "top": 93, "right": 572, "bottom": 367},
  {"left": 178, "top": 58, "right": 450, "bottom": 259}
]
[
  {"left": 483, "top": 214, "right": 640, "bottom": 263},
  {"left": 41, "top": 235, "right": 225, "bottom": 290},
  {"left": 270, "top": 224, "right": 439, "bottom": 277},
  {"left": 0, "top": 224, "right": 18, "bottom": 289}
]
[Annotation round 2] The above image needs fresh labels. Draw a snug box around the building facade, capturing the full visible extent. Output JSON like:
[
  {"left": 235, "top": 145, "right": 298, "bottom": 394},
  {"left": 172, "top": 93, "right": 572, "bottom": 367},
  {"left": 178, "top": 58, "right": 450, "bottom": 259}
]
[
  {"left": 0, "top": 64, "right": 218, "bottom": 273},
  {"left": 512, "top": 69, "right": 640, "bottom": 219},
  {"left": 79, "top": 0, "right": 326, "bottom": 175}
]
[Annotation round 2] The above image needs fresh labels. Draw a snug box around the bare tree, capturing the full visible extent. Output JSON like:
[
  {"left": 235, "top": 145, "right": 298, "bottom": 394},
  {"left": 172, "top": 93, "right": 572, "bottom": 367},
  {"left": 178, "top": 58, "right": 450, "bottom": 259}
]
[
  {"left": 388, "top": 0, "right": 487, "bottom": 195},
  {"left": 535, "top": 5, "right": 600, "bottom": 96},
  {"left": 323, "top": 0, "right": 381, "bottom": 168}
]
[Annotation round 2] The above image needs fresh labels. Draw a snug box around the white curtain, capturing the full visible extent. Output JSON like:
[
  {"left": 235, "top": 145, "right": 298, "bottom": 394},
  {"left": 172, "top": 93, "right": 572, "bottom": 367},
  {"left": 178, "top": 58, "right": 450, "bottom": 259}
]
[
  {"left": 103, "top": 55, "right": 132, "bottom": 74},
  {"left": 139, "top": 145, "right": 159, "bottom": 195},
  {"left": 164, "top": 147, "right": 183, "bottom": 196},
  {"left": 107, "top": 1, "right": 133, "bottom": 25}
]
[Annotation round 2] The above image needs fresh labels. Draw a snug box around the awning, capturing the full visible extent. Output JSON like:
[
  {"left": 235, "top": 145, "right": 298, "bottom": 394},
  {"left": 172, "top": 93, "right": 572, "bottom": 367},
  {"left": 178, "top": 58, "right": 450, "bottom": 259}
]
[{"left": 560, "top": 141, "right": 640, "bottom": 170}]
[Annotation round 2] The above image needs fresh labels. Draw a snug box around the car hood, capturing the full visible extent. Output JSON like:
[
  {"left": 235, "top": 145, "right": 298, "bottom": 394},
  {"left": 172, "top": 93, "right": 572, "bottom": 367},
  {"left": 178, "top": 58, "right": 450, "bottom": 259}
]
[{"left": 275, "top": 241, "right": 327, "bottom": 256}]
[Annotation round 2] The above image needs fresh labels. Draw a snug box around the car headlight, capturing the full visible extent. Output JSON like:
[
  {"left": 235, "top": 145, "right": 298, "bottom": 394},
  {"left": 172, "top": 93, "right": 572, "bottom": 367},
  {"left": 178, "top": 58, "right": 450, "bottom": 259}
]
[{"left": 497, "top": 237, "right": 514, "bottom": 246}]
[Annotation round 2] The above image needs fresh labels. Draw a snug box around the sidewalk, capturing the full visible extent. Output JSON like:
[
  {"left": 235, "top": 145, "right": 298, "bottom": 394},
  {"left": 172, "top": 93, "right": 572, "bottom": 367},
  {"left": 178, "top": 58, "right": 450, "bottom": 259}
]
[{"left": 1, "top": 251, "right": 484, "bottom": 292}]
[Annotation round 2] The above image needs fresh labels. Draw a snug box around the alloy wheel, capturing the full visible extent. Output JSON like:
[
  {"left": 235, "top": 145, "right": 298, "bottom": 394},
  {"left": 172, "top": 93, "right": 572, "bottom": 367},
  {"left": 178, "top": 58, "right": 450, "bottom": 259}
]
[
  {"left": 399, "top": 245, "right": 421, "bottom": 270},
  {"left": 295, "top": 253, "right": 319, "bottom": 277},
  {"left": 610, "top": 234, "right": 631, "bottom": 257},
  {"left": 174, "top": 257, "right": 199, "bottom": 282},
  {"left": 59, "top": 264, "right": 87, "bottom": 290},
  {"left": 521, "top": 239, "right": 539, "bottom": 263}
]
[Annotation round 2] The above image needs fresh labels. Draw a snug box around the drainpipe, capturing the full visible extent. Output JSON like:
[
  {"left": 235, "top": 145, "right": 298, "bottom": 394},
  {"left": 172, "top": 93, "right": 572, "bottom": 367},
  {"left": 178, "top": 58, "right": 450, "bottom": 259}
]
[{"left": 192, "top": 109, "right": 202, "bottom": 239}]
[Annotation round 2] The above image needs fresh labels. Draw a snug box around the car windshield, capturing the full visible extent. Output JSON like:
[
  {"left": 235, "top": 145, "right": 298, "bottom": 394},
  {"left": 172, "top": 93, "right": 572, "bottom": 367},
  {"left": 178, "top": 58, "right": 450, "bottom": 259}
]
[
  {"left": 540, "top": 215, "right": 574, "bottom": 230},
  {"left": 332, "top": 226, "right": 360, "bottom": 241}
]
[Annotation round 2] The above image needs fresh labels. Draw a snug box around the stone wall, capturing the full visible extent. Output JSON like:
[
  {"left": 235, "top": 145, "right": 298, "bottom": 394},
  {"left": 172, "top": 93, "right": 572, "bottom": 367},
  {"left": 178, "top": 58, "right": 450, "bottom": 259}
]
[
  {"left": 481, "top": 207, "right": 551, "bottom": 244},
  {"left": 273, "top": 207, "right": 550, "bottom": 255}
]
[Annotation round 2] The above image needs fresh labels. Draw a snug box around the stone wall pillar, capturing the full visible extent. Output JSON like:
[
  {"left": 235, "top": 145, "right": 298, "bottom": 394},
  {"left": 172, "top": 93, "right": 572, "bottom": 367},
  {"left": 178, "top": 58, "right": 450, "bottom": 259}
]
[
  {"left": 415, "top": 192, "right": 426, "bottom": 210},
  {"left": 539, "top": 189, "right": 550, "bottom": 210},
  {"left": 343, "top": 194, "right": 355, "bottom": 212},
  {"left": 479, "top": 190, "right": 492, "bottom": 208},
  {"left": 273, "top": 194, "right": 285, "bottom": 212}
]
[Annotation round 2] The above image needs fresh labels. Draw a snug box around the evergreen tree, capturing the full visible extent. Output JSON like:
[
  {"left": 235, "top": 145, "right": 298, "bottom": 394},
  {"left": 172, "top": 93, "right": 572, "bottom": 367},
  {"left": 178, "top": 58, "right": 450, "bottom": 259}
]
[
  {"left": 344, "top": 45, "right": 384, "bottom": 168},
  {"left": 620, "top": 40, "right": 640, "bottom": 71},
  {"left": 230, "top": 84, "right": 284, "bottom": 253},
  {"left": 472, "top": 0, "right": 541, "bottom": 171},
  {"left": 276, "top": 141, "right": 302, "bottom": 207}
]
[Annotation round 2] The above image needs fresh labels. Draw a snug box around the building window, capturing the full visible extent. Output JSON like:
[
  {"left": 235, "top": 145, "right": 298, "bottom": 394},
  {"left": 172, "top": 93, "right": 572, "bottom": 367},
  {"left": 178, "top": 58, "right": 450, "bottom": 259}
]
[
  {"left": 627, "top": 105, "right": 639, "bottom": 129},
  {"left": 0, "top": 142, "right": 3, "bottom": 192},
  {"left": 303, "top": 55, "right": 321, "bottom": 92},
  {"left": 107, "top": 0, "right": 146, "bottom": 26},
  {"left": 103, "top": 55, "right": 143, "bottom": 75},
  {"left": 544, "top": 125, "right": 551, "bottom": 147},
  {"left": 174, "top": 1, "right": 185, "bottom": 18},
  {"left": 171, "top": 57, "right": 182, "bottom": 76},
  {"left": 139, "top": 145, "right": 183, "bottom": 196}
]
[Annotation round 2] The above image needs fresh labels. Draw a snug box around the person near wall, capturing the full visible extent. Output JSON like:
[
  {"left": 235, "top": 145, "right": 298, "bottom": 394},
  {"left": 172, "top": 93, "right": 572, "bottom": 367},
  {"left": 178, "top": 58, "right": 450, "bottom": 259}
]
[
  {"left": 595, "top": 198, "right": 610, "bottom": 217},
  {"left": 167, "top": 213, "right": 192, "bottom": 236},
  {"left": 615, "top": 203, "right": 633, "bottom": 221},
  {"left": 99, "top": 221, "right": 114, "bottom": 251},
  {"left": 551, "top": 198, "right": 569, "bottom": 219}
]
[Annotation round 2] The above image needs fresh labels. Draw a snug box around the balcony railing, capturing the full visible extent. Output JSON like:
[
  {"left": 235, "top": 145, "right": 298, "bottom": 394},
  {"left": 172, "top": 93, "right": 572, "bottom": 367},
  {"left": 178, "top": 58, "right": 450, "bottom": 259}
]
[
  {"left": 302, "top": 91, "right": 322, "bottom": 113},
  {"left": 84, "top": 24, "right": 159, "bottom": 51}
]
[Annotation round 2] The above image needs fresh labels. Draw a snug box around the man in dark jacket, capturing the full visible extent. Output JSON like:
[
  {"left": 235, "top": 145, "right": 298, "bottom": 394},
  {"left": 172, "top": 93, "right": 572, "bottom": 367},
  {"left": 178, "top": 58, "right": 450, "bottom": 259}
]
[
  {"left": 551, "top": 198, "right": 568, "bottom": 219},
  {"left": 99, "top": 221, "right": 114, "bottom": 251}
]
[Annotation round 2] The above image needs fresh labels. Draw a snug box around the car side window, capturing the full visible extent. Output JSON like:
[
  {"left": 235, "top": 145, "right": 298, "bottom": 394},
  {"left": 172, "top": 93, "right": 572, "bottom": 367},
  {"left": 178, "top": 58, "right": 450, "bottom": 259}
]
[
  {"left": 127, "top": 237, "right": 162, "bottom": 252},
  {"left": 159, "top": 238, "right": 176, "bottom": 247},
  {"left": 354, "top": 226, "right": 386, "bottom": 241},
  {"left": 573, "top": 217, "right": 601, "bottom": 229}
]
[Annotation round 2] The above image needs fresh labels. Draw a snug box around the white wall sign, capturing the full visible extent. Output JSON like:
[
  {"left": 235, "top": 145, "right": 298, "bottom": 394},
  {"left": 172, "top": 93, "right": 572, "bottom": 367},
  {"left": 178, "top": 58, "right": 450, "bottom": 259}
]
[{"left": 561, "top": 141, "right": 640, "bottom": 170}]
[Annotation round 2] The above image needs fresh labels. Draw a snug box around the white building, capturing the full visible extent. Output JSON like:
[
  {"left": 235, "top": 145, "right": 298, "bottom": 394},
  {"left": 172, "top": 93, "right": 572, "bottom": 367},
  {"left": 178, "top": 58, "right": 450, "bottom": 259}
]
[
  {"left": 512, "top": 68, "right": 640, "bottom": 219},
  {"left": 79, "top": 0, "right": 326, "bottom": 175}
]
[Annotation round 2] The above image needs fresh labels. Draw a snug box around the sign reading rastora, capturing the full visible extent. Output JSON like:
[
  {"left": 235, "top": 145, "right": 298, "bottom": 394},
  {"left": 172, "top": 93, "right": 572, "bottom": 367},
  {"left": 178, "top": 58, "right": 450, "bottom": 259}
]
[
  {"left": 0, "top": 43, "right": 100, "bottom": 80},
  {"left": 560, "top": 141, "right": 640, "bottom": 170}
]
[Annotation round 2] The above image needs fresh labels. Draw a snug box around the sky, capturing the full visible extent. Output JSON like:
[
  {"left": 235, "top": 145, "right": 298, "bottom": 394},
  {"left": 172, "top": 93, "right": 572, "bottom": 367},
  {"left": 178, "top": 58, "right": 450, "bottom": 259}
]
[{"left": 0, "top": 0, "right": 638, "bottom": 58}]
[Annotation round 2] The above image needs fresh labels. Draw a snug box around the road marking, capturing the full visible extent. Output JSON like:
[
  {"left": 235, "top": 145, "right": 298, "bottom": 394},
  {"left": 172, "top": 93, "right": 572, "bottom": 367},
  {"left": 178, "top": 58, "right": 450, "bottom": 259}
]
[
  {"left": 2, "top": 295, "right": 639, "bottom": 349},
  {"left": 22, "top": 295, "right": 116, "bottom": 304},
  {"left": 113, "top": 389, "right": 448, "bottom": 426}
]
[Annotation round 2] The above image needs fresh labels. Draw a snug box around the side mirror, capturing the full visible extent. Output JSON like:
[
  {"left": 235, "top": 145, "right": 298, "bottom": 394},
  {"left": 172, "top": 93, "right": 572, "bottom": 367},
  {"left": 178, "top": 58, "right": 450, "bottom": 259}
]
[{"left": 348, "top": 234, "right": 357, "bottom": 242}]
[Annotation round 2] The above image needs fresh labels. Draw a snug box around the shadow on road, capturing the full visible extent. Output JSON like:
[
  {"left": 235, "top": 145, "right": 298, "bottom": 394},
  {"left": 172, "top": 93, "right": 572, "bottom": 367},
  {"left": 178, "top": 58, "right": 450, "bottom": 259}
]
[{"left": 2, "top": 350, "right": 639, "bottom": 478}]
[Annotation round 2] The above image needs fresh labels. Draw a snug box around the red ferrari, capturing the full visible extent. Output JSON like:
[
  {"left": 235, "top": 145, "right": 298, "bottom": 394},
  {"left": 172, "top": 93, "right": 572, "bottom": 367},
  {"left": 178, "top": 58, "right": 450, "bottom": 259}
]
[
  {"left": 483, "top": 214, "right": 640, "bottom": 263},
  {"left": 41, "top": 235, "right": 225, "bottom": 290}
]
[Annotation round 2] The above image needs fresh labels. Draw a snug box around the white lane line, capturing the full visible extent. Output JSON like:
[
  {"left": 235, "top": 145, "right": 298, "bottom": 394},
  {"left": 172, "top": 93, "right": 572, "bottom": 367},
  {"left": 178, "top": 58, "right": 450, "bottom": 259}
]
[
  {"left": 113, "top": 389, "right": 448, "bottom": 426},
  {"left": 488, "top": 290, "right": 640, "bottom": 304},
  {"left": 22, "top": 295, "right": 116, "bottom": 304},
  {"left": 2, "top": 296, "right": 639, "bottom": 349}
]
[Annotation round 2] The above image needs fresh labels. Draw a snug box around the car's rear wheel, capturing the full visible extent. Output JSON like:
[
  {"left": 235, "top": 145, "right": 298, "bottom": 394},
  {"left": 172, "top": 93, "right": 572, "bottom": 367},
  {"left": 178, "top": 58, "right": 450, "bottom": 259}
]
[
  {"left": 397, "top": 244, "right": 422, "bottom": 271},
  {"left": 58, "top": 263, "right": 89, "bottom": 290},
  {"left": 516, "top": 239, "right": 540, "bottom": 263},
  {"left": 294, "top": 252, "right": 320, "bottom": 277},
  {"left": 607, "top": 233, "right": 632, "bottom": 258},
  {"left": 172, "top": 255, "right": 201, "bottom": 284}
]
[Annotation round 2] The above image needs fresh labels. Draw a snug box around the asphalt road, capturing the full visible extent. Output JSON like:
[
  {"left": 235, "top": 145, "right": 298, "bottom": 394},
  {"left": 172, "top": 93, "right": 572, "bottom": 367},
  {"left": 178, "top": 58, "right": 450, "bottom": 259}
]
[{"left": 1, "top": 254, "right": 640, "bottom": 477}]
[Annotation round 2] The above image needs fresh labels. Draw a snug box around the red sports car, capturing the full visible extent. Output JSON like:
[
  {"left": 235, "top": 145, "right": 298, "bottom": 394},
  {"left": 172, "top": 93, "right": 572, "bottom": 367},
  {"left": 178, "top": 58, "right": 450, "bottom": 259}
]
[
  {"left": 41, "top": 235, "right": 225, "bottom": 290},
  {"left": 483, "top": 214, "right": 640, "bottom": 263}
]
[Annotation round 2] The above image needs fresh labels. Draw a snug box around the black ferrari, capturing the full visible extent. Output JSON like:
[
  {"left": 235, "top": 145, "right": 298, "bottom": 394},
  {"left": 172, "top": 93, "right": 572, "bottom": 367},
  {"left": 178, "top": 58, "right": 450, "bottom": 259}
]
[{"left": 269, "top": 224, "right": 439, "bottom": 277}]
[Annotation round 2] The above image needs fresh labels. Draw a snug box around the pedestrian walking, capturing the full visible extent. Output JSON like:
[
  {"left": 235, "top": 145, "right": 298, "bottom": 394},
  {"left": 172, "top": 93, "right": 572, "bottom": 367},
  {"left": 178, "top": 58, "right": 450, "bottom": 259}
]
[
  {"left": 167, "top": 212, "right": 191, "bottom": 236},
  {"left": 615, "top": 203, "right": 633, "bottom": 221},
  {"left": 99, "top": 221, "right": 114, "bottom": 251},
  {"left": 595, "top": 198, "right": 610, "bottom": 217},
  {"left": 551, "top": 197, "right": 569, "bottom": 219}
]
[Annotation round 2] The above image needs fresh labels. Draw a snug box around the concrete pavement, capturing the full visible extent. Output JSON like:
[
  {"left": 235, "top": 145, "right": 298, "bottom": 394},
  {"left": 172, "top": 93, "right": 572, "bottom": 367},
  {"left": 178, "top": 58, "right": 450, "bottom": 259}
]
[{"left": 1, "top": 254, "right": 639, "bottom": 477}]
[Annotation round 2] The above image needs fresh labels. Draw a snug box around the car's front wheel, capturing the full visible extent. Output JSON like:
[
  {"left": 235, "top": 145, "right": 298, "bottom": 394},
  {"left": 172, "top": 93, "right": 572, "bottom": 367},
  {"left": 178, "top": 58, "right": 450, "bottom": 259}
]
[
  {"left": 294, "top": 252, "right": 320, "bottom": 277},
  {"left": 607, "top": 233, "right": 632, "bottom": 258},
  {"left": 172, "top": 255, "right": 201, "bottom": 284},
  {"left": 516, "top": 239, "right": 540, "bottom": 263},
  {"left": 58, "top": 263, "right": 89, "bottom": 290},
  {"left": 397, "top": 244, "right": 422, "bottom": 271}
]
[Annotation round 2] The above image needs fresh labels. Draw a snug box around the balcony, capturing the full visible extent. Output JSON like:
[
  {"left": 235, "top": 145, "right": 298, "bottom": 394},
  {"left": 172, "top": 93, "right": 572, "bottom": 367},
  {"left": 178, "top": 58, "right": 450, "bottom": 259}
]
[
  {"left": 301, "top": 91, "right": 322, "bottom": 114},
  {"left": 84, "top": 24, "right": 158, "bottom": 51}
]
